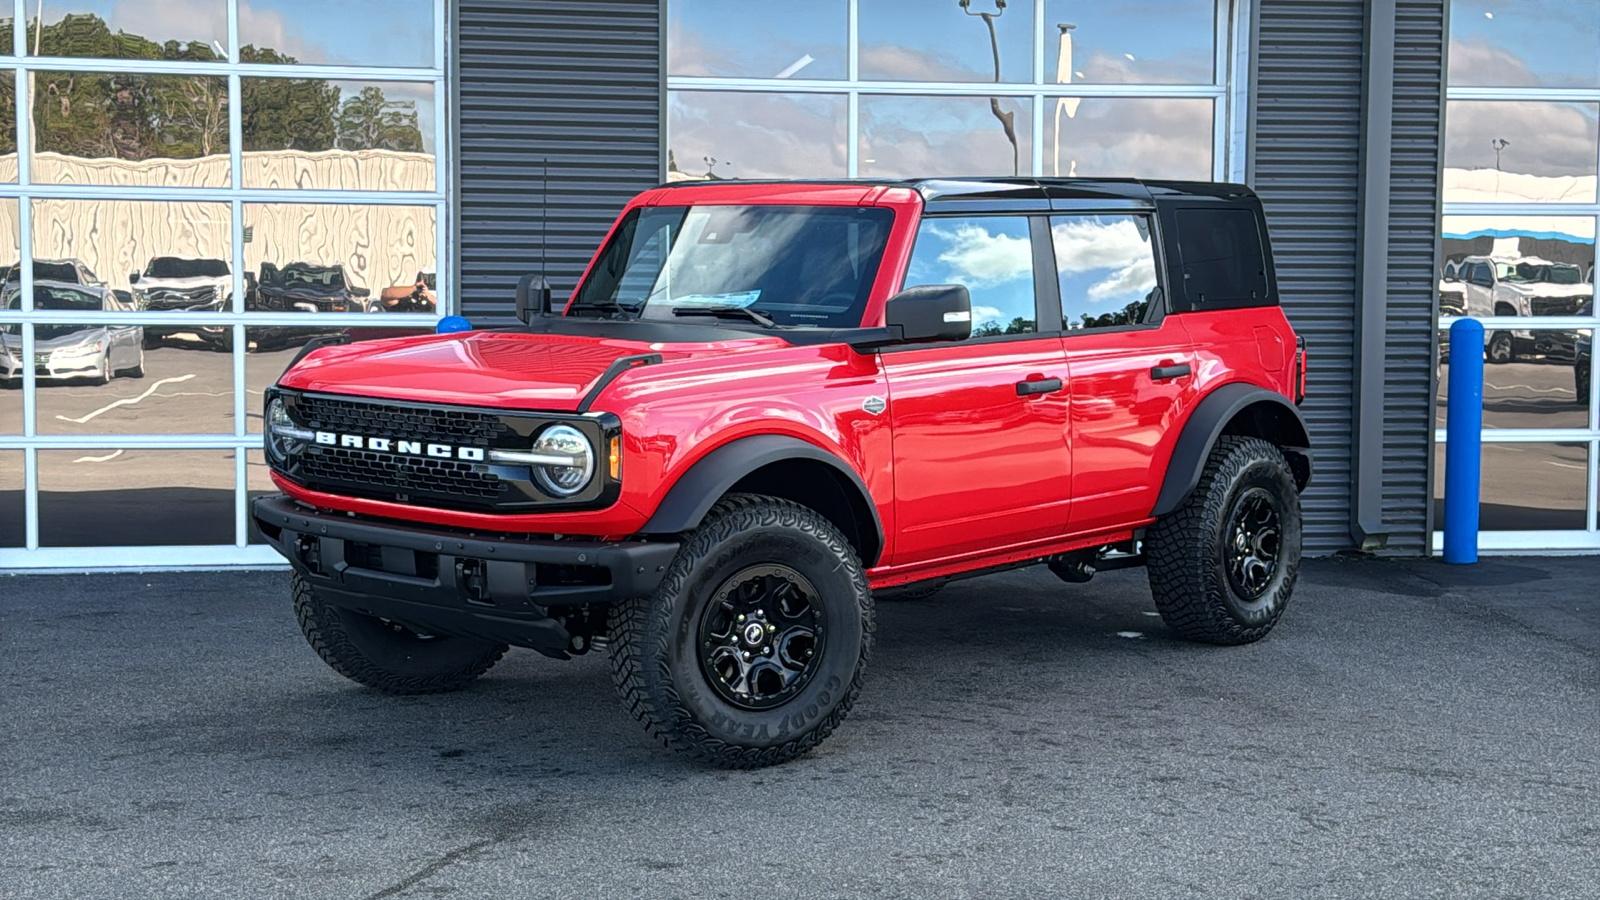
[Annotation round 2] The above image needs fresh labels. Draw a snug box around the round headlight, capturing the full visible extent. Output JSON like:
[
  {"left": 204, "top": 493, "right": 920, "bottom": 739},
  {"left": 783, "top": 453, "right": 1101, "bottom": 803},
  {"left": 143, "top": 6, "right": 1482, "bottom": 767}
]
[
  {"left": 531, "top": 425, "right": 594, "bottom": 496},
  {"left": 265, "top": 397, "right": 307, "bottom": 459}
]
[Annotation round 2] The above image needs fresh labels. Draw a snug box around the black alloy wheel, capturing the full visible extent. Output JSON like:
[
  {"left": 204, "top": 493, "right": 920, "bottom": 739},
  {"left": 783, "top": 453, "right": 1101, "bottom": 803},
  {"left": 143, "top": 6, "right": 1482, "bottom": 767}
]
[
  {"left": 697, "top": 564, "right": 825, "bottom": 710},
  {"left": 1224, "top": 488, "right": 1281, "bottom": 602}
]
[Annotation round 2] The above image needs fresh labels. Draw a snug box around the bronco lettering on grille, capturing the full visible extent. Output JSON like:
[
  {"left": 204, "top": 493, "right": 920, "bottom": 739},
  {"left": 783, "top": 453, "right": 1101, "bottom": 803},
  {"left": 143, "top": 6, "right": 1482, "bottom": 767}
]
[{"left": 313, "top": 431, "right": 486, "bottom": 462}]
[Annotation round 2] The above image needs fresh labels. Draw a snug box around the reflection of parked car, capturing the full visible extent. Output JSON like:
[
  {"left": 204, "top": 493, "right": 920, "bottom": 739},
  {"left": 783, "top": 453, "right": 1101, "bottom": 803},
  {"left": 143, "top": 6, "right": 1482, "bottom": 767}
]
[
  {"left": 248, "top": 263, "right": 374, "bottom": 351},
  {"left": 1446, "top": 254, "right": 1592, "bottom": 363},
  {"left": 1, "top": 282, "right": 144, "bottom": 384},
  {"left": 377, "top": 269, "right": 437, "bottom": 313},
  {"left": 3, "top": 258, "right": 107, "bottom": 288},
  {"left": 132, "top": 256, "right": 233, "bottom": 351},
  {"left": 253, "top": 263, "right": 373, "bottom": 314}
]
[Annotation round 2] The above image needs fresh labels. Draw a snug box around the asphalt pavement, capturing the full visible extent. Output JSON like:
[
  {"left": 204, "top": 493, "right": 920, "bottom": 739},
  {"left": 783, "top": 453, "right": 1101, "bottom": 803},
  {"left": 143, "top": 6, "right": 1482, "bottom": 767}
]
[{"left": 2, "top": 557, "right": 1597, "bottom": 899}]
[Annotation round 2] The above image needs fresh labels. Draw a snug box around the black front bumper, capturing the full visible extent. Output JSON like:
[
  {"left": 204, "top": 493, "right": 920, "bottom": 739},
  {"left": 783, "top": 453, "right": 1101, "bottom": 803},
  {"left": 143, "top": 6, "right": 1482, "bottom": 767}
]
[{"left": 252, "top": 496, "right": 679, "bottom": 656}]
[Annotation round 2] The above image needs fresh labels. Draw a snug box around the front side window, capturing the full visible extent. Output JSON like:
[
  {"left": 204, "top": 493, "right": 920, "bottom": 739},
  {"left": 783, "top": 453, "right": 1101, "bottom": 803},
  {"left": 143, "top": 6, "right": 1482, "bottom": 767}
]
[
  {"left": 572, "top": 205, "right": 894, "bottom": 328},
  {"left": 1052, "top": 214, "right": 1159, "bottom": 330},
  {"left": 903, "top": 215, "right": 1037, "bottom": 337}
]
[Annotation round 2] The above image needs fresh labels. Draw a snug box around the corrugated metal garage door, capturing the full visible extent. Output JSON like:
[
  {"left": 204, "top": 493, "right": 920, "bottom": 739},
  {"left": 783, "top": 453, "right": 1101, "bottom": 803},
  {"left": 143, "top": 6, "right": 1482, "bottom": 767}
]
[
  {"left": 455, "top": 0, "right": 661, "bottom": 323},
  {"left": 1383, "top": 0, "right": 1446, "bottom": 554},
  {"left": 1252, "top": 0, "right": 1367, "bottom": 553},
  {"left": 1252, "top": 0, "right": 1443, "bottom": 554}
]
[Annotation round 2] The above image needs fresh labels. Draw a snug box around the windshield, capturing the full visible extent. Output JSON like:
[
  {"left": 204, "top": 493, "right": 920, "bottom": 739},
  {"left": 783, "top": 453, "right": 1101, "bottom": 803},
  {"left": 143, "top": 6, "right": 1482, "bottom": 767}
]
[
  {"left": 145, "top": 257, "right": 228, "bottom": 278},
  {"left": 282, "top": 266, "right": 345, "bottom": 287},
  {"left": 570, "top": 205, "right": 896, "bottom": 328},
  {"left": 4, "top": 261, "right": 79, "bottom": 283},
  {"left": 1, "top": 286, "right": 101, "bottom": 338}
]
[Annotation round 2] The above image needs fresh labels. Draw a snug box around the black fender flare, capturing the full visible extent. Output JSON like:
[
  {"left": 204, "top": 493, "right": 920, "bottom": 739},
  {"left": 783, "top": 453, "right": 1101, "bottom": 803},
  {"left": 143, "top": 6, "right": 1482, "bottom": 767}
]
[
  {"left": 640, "top": 434, "right": 885, "bottom": 564},
  {"left": 1150, "top": 384, "right": 1313, "bottom": 517}
]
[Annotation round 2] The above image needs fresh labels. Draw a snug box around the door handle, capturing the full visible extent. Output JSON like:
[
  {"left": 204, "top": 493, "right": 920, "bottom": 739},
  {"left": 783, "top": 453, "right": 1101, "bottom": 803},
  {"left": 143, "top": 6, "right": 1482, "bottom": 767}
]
[
  {"left": 1015, "top": 377, "right": 1064, "bottom": 396},
  {"left": 1150, "top": 363, "right": 1192, "bottom": 381}
]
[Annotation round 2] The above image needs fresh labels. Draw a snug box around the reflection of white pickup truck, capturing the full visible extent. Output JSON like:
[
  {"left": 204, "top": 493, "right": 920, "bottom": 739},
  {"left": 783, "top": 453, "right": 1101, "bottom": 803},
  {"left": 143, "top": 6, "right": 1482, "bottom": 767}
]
[
  {"left": 1444, "top": 255, "right": 1593, "bottom": 363},
  {"left": 131, "top": 257, "right": 233, "bottom": 351}
]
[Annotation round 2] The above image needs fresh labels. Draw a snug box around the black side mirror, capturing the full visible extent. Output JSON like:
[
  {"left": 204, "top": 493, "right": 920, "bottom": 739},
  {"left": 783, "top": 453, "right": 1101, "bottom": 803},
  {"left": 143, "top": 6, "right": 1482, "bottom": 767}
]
[
  {"left": 884, "top": 284, "right": 971, "bottom": 344},
  {"left": 515, "top": 273, "right": 553, "bottom": 324},
  {"left": 129, "top": 272, "right": 140, "bottom": 284}
]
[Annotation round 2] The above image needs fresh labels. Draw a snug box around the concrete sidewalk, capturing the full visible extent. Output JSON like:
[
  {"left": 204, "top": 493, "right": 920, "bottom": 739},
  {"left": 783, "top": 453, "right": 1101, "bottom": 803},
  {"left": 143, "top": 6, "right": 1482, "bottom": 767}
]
[{"left": 1, "top": 556, "right": 1596, "bottom": 899}]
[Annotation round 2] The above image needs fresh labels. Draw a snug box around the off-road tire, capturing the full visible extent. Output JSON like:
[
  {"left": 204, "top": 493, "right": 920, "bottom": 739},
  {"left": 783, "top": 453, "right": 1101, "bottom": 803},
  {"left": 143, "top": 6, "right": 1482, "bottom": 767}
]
[
  {"left": 875, "top": 578, "right": 948, "bottom": 602},
  {"left": 292, "top": 573, "right": 507, "bottom": 694},
  {"left": 1145, "top": 436, "right": 1302, "bottom": 645},
  {"left": 608, "top": 494, "right": 874, "bottom": 768}
]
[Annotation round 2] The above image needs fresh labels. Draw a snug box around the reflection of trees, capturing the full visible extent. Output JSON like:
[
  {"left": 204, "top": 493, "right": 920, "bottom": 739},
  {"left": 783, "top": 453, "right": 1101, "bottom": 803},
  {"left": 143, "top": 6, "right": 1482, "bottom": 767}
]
[
  {"left": 1074, "top": 298, "right": 1149, "bottom": 330},
  {"left": 973, "top": 316, "right": 1035, "bottom": 337},
  {"left": 26, "top": 14, "right": 424, "bottom": 161}
]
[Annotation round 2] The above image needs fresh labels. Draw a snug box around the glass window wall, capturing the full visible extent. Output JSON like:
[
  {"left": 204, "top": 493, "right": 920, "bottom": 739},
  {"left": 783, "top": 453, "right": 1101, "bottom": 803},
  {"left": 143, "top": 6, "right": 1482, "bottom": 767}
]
[
  {"left": 665, "top": 0, "right": 1242, "bottom": 182},
  {"left": 1438, "top": 0, "right": 1600, "bottom": 549},
  {"left": 0, "top": 0, "right": 449, "bottom": 567}
]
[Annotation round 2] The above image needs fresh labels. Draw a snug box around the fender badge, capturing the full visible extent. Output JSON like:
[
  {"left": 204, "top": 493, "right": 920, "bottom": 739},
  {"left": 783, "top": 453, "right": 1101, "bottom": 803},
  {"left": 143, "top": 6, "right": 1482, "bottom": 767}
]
[{"left": 862, "top": 395, "right": 886, "bottom": 415}]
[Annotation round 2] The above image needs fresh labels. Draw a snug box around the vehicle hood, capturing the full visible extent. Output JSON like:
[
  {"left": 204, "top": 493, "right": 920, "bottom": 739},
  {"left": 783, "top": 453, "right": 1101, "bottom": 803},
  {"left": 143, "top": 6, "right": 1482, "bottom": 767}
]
[
  {"left": 139, "top": 275, "right": 229, "bottom": 291},
  {"left": 278, "top": 326, "right": 790, "bottom": 412},
  {"left": 33, "top": 329, "right": 109, "bottom": 352},
  {"left": 1497, "top": 281, "right": 1592, "bottom": 298}
]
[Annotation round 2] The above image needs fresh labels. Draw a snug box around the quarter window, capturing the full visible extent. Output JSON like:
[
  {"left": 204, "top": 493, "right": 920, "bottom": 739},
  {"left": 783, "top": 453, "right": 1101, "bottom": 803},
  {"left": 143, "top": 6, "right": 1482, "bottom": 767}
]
[
  {"left": 1171, "top": 206, "right": 1269, "bottom": 306},
  {"left": 1051, "top": 214, "right": 1159, "bottom": 330},
  {"left": 903, "top": 216, "right": 1037, "bottom": 337}
]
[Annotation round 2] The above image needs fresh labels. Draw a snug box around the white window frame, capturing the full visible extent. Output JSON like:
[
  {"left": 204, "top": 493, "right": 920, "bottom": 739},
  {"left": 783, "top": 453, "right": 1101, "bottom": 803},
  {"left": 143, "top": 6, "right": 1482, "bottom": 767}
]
[
  {"left": 664, "top": 0, "right": 1252, "bottom": 183},
  {"left": 1435, "top": 85, "right": 1600, "bottom": 552},
  {"left": 0, "top": 0, "right": 452, "bottom": 569}
]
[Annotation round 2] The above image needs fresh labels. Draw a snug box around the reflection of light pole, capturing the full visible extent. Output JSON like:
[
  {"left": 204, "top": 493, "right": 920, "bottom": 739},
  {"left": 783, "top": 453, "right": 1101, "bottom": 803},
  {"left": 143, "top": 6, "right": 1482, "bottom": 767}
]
[
  {"left": 1491, "top": 137, "right": 1509, "bottom": 198},
  {"left": 1053, "top": 23, "right": 1080, "bottom": 177},
  {"left": 960, "top": 0, "right": 1019, "bottom": 177}
]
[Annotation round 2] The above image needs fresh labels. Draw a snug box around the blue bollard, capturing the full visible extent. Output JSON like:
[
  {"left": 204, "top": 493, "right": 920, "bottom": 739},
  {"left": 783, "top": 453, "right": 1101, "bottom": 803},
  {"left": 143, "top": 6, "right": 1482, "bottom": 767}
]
[
  {"left": 436, "top": 315, "right": 472, "bottom": 334},
  {"left": 1442, "top": 318, "right": 1484, "bottom": 564}
]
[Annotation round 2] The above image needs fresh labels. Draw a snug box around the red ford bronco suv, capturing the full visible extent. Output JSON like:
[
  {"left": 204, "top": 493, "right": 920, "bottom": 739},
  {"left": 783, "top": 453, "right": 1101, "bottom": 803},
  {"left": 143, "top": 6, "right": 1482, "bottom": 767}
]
[{"left": 254, "top": 178, "right": 1311, "bottom": 768}]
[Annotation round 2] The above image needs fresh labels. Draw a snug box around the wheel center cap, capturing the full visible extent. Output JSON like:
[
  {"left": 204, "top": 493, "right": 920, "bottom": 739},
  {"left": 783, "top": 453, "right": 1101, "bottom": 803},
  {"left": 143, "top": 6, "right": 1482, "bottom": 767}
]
[{"left": 742, "top": 622, "right": 766, "bottom": 646}]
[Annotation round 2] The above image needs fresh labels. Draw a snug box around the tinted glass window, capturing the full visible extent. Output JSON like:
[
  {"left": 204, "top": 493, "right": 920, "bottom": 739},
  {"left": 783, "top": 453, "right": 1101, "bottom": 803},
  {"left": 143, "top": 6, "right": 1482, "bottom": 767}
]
[
  {"left": 904, "top": 216, "right": 1037, "bottom": 337},
  {"left": 1171, "top": 207, "right": 1268, "bottom": 306},
  {"left": 573, "top": 205, "right": 895, "bottom": 328},
  {"left": 1052, "top": 214, "right": 1159, "bottom": 330}
]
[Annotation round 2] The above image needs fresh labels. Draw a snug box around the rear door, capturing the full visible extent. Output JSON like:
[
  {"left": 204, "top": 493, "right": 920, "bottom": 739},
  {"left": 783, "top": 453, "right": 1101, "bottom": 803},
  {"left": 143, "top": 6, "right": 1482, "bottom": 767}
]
[
  {"left": 881, "top": 213, "right": 1072, "bottom": 565},
  {"left": 1051, "top": 211, "right": 1197, "bottom": 534}
]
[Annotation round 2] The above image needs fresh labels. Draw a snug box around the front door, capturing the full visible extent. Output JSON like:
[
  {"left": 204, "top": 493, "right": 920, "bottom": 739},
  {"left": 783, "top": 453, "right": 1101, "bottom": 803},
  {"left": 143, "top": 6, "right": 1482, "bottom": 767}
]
[
  {"left": 1050, "top": 212, "right": 1196, "bottom": 534},
  {"left": 882, "top": 214, "right": 1072, "bottom": 565}
]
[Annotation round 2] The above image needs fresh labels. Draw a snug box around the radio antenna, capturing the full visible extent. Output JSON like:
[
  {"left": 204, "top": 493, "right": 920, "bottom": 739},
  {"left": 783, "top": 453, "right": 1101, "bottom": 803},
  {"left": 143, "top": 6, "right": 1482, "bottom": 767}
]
[{"left": 540, "top": 157, "right": 548, "bottom": 299}]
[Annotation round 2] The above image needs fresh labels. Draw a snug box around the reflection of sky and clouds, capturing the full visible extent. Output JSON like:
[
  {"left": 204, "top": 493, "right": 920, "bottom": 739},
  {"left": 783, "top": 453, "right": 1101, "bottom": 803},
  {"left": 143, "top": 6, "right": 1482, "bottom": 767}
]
[
  {"left": 906, "top": 217, "right": 1035, "bottom": 333},
  {"left": 1444, "top": 3, "right": 1600, "bottom": 203},
  {"left": 36, "top": 1, "right": 435, "bottom": 68},
  {"left": 667, "top": 0, "right": 1218, "bottom": 180},
  {"left": 1449, "top": 0, "right": 1600, "bottom": 88},
  {"left": 1052, "top": 215, "right": 1157, "bottom": 325}
]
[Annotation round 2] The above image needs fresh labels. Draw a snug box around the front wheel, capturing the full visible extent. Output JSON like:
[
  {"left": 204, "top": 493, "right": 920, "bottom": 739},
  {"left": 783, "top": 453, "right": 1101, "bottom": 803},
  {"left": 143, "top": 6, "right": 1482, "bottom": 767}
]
[
  {"left": 1486, "top": 330, "right": 1514, "bottom": 364},
  {"left": 292, "top": 573, "right": 507, "bottom": 694},
  {"left": 1144, "top": 436, "right": 1302, "bottom": 645},
  {"left": 608, "top": 494, "right": 873, "bottom": 768}
]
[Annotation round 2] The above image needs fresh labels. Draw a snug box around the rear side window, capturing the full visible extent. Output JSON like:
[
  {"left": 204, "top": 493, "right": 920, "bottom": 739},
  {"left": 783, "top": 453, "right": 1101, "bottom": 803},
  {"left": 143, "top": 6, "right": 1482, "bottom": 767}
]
[
  {"left": 1171, "top": 207, "right": 1269, "bottom": 307},
  {"left": 1052, "top": 214, "right": 1160, "bottom": 331}
]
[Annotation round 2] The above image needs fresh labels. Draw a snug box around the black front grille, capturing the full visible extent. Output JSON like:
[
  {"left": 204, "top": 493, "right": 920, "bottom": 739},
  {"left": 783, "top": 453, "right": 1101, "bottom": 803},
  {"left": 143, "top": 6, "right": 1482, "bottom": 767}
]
[
  {"left": 299, "top": 447, "right": 508, "bottom": 500},
  {"left": 1529, "top": 296, "right": 1586, "bottom": 317},
  {"left": 295, "top": 394, "right": 512, "bottom": 447}
]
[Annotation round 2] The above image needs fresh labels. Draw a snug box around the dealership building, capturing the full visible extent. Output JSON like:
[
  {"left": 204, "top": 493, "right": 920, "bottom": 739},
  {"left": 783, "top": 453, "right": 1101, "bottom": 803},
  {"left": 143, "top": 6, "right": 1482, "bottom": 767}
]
[{"left": 0, "top": 0, "right": 1595, "bottom": 569}]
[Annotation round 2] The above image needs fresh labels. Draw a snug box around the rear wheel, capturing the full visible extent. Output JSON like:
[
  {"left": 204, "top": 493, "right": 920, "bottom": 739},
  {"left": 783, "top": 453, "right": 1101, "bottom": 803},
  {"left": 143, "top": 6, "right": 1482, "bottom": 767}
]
[
  {"left": 1145, "top": 436, "right": 1302, "bottom": 645},
  {"left": 292, "top": 573, "right": 507, "bottom": 694},
  {"left": 608, "top": 494, "right": 873, "bottom": 768}
]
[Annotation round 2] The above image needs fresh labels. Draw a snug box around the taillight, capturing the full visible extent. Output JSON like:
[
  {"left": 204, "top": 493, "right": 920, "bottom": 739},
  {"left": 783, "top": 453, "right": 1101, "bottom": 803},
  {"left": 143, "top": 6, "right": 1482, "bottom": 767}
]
[{"left": 1293, "top": 336, "right": 1307, "bottom": 405}]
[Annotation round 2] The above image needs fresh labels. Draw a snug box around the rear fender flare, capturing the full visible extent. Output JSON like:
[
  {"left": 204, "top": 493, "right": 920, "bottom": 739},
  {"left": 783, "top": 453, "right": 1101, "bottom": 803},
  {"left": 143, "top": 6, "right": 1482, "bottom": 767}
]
[{"left": 1151, "top": 384, "right": 1313, "bottom": 517}]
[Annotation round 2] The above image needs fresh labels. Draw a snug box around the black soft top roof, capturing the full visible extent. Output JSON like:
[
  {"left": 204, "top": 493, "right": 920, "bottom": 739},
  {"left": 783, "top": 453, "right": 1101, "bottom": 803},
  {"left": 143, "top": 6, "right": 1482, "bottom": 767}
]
[{"left": 657, "top": 176, "right": 1258, "bottom": 209}]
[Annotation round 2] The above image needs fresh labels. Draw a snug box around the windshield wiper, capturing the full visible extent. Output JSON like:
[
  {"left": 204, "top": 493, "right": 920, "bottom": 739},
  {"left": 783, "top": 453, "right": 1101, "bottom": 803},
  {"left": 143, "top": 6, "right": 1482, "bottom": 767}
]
[{"left": 671, "top": 305, "right": 777, "bottom": 327}]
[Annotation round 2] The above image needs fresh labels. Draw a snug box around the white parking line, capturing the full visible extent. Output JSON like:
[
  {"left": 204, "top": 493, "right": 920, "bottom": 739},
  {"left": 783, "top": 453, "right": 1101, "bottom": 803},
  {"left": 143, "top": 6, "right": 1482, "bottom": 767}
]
[
  {"left": 53, "top": 374, "right": 196, "bottom": 424},
  {"left": 72, "top": 450, "right": 125, "bottom": 463}
]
